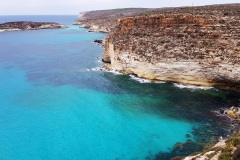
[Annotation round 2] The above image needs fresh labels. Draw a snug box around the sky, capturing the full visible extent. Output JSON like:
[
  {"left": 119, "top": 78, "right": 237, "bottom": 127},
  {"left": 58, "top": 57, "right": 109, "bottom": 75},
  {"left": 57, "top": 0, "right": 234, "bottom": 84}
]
[{"left": 0, "top": 0, "right": 239, "bottom": 15}]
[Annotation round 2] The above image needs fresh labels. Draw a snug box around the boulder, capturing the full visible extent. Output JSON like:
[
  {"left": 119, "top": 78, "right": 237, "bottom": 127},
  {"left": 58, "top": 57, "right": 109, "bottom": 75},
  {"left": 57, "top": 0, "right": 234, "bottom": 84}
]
[
  {"left": 94, "top": 39, "right": 103, "bottom": 44},
  {"left": 219, "top": 108, "right": 225, "bottom": 114},
  {"left": 227, "top": 110, "right": 237, "bottom": 119}
]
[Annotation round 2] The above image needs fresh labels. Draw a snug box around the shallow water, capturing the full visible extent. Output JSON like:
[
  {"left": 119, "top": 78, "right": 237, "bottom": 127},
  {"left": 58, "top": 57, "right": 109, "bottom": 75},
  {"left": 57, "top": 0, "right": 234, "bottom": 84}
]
[{"left": 0, "top": 16, "right": 239, "bottom": 160}]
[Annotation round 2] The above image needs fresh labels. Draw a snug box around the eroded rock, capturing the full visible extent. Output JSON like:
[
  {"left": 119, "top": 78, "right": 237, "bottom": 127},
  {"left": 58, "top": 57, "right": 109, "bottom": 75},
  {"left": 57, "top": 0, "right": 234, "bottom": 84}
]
[{"left": 102, "top": 4, "right": 240, "bottom": 90}]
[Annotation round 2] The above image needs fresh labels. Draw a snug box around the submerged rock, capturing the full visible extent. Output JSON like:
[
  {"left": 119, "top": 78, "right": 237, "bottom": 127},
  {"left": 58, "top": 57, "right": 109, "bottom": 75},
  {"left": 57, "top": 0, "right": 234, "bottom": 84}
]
[
  {"left": 0, "top": 21, "right": 67, "bottom": 32},
  {"left": 219, "top": 108, "right": 225, "bottom": 114},
  {"left": 94, "top": 39, "right": 103, "bottom": 44}
]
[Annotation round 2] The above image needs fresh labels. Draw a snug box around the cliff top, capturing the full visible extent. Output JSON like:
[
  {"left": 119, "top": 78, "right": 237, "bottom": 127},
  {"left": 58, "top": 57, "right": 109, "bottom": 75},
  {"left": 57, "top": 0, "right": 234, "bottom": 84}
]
[
  {"left": 75, "top": 4, "right": 240, "bottom": 33},
  {"left": 74, "top": 8, "right": 157, "bottom": 32},
  {"left": 134, "top": 3, "right": 240, "bottom": 17},
  {"left": 102, "top": 3, "right": 240, "bottom": 90},
  {"left": 78, "top": 8, "right": 154, "bottom": 20}
]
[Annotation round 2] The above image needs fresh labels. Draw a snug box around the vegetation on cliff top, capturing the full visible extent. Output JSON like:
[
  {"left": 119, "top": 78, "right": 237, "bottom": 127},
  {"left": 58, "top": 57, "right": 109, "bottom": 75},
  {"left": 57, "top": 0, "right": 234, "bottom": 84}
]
[{"left": 74, "top": 8, "right": 155, "bottom": 32}]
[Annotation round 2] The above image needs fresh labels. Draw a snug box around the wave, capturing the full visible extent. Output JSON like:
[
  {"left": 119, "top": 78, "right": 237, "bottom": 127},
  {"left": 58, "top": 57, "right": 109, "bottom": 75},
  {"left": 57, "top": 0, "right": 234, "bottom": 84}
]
[
  {"left": 86, "top": 67, "right": 102, "bottom": 72},
  {"left": 129, "top": 75, "right": 151, "bottom": 83},
  {"left": 106, "top": 69, "right": 123, "bottom": 75},
  {"left": 95, "top": 59, "right": 103, "bottom": 63},
  {"left": 173, "top": 83, "right": 214, "bottom": 90}
]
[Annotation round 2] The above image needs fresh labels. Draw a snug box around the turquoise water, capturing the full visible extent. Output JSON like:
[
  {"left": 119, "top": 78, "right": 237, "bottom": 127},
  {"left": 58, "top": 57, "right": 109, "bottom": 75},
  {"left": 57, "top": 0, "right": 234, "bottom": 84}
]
[{"left": 0, "top": 16, "right": 239, "bottom": 160}]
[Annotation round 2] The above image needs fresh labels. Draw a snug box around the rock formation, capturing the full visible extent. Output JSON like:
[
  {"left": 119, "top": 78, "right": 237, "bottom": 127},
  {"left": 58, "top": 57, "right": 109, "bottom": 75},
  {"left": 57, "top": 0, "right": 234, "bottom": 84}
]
[
  {"left": 74, "top": 8, "right": 155, "bottom": 32},
  {"left": 75, "top": 4, "right": 240, "bottom": 159},
  {"left": 182, "top": 132, "right": 240, "bottom": 160},
  {"left": 0, "top": 21, "right": 67, "bottom": 32},
  {"left": 102, "top": 4, "right": 240, "bottom": 90},
  {"left": 227, "top": 107, "right": 239, "bottom": 119}
]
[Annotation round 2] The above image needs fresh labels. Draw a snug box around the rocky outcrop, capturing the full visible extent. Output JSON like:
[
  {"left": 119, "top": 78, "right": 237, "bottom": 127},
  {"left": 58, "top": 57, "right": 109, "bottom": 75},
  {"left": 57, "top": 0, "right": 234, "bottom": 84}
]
[
  {"left": 226, "top": 107, "right": 240, "bottom": 119},
  {"left": 182, "top": 132, "right": 240, "bottom": 160},
  {"left": 74, "top": 8, "right": 154, "bottom": 32},
  {"left": 103, "top": 4, "right": 240, "bottom": 90},
  {"left": 224, "top": 106, "right": 240, "bottom": 131},
  {"left": 172, "top": 104, "right": 240, "bottom": 160},
  {"left": 182, "top": 139, "right": 227, "bottom": 160},
  {"left": 0, "top": 21, "right": 67, "bottom": 32}
]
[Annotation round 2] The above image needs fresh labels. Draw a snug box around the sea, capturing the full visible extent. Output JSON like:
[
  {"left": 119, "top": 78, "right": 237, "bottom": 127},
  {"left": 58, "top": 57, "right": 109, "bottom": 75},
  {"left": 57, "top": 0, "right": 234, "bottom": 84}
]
[{"left": 0, "top": 15, "right": 239, "bottom": 160}]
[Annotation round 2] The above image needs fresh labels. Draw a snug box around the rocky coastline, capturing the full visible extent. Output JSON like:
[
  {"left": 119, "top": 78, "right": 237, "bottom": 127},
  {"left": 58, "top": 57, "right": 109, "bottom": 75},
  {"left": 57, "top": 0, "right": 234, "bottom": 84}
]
[
  {"left": 181, "top": 110, "right": 240, "bottom": 160},
  {"left": 0, "top": 21, "right": 67, "bottom": 32},
  {"left": 76, "top": 5, "right": 240, "bottom": 91},
  {"left": 75, "top": 4, "right": 240, "bottom": 159},
  {"left": 102, "top": 4, "right": 240, "bottom": 91}
]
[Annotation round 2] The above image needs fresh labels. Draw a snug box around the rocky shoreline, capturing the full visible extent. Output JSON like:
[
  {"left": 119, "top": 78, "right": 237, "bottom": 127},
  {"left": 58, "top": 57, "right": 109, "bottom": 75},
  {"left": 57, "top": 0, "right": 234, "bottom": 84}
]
[
  {"left": 0, "top": 21, "right": 67, "bottom": 32},
  {"left": 102, "top": 4, "right": 240, "bottom": 91},
  {"left": 75, "top": 4, "right": 240, "bottom": 91},
  {"left": 183, "top": 106, "right": 240, "bottom": 160},
  {"left": 75, "top": 4, "right": 240, "bottom": 159}
]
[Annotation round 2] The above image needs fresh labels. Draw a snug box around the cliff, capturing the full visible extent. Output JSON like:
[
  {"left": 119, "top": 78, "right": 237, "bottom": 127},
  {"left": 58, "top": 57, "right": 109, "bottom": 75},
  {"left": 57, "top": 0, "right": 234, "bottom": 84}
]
[
  {"left": 0, "top": 21, "right": 67, "bottom": 32},
  {"left": 74, "top": 8, "right": 154, "bottom": 32},
  {"left": 103, "top": 4, "right": 240, "bottom": 90},
  {"left": 75, "top": 4, "right": 240, "bottom": 159}
]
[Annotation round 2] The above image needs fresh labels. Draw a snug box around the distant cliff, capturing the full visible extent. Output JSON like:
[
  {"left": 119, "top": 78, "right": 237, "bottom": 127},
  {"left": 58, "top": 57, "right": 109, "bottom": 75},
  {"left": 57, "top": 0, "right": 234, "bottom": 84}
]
[
  {"left": 102, "top": 4, "right": 240, "bottom": 90},
  {"left": 0, "top": 21, "right": 67, "bottom": 32},
  {"left": 74, "top": 8, "right": 154, "bottom": 32}
]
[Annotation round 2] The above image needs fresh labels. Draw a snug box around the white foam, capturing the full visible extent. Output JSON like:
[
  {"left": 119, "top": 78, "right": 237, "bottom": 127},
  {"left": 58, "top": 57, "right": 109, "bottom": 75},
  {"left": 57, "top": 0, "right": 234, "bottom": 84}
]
[
  {"left": 104, "top": 70, "right": 166, "bottom": 83},
  {"left": 129, "top": 75, "right": 151, "bottom": 83},
  {"left": 106, "top": 70, "right": 123, "bottom": 75},
  {"left": 154, "top": 81, "right": 166, "bottom": 84},
  {"left": 173, "top": 83, "right": 214, "bottom": 90},
  {"left": 95, "top": 59, "right": 103, "bottom": 63},
  {"left": 86, "top": 67, "right": 101, "bottom": 72}
]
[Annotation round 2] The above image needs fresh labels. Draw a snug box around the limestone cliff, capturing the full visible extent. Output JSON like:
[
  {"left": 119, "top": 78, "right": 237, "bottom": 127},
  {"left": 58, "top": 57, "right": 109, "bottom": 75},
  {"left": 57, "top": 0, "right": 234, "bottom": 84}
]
[
  {"left": 0, "top": 21, "right": 67, "bottom": 32},
  {"left": 74, "top": 8, "right": 154, "bottom": 32},
  {"left": 103, "top": 4, "right": 240, "bottom": 90}
]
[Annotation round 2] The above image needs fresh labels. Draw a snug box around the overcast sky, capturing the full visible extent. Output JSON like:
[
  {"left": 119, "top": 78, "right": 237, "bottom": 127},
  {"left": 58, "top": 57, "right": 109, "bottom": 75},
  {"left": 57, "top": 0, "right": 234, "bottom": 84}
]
[{"left": 0, "top": 0, "right": 239, "bottom": 15}]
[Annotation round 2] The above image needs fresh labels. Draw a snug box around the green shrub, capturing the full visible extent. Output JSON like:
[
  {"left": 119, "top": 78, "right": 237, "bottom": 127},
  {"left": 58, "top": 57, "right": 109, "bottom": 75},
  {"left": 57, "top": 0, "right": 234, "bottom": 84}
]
[
  {"left": 218, "top": 152, "right": 232, "bottom": 160},
  {"left": 231, "top": 137, "right": 240, "bottom": 147},
  {"left": 219, "top": 145, "right": 233, "bottom": 160}
]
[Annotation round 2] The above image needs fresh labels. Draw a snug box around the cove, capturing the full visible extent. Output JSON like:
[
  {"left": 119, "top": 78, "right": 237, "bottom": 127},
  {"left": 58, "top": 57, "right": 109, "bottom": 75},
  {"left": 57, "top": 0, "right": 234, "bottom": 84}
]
[{"left": 0, "top": 16, "right": 239, "bottom": 160}]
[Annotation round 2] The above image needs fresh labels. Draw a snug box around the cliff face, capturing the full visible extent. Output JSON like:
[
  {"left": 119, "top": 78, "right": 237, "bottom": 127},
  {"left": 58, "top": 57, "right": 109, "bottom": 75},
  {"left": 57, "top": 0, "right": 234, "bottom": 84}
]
[
  {"left": 0, "top": 21, "right": 67, "bottom": 32},
  {"left": 74, "top": 8, "right": 154, "bottom": 32},
  {"left": 103, "top": 4, "right": 240, "bottom": 90}
]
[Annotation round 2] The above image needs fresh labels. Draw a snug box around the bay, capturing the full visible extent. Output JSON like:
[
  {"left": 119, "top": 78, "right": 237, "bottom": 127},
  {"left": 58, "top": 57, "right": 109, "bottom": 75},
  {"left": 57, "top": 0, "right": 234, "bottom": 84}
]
[{"left": 0, "top": 15, "right": 239, "bottom": 160}]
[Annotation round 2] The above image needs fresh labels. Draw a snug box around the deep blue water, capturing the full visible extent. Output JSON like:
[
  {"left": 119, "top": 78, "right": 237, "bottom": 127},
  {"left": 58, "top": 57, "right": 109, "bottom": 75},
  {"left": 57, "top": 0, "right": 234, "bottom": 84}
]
[{"left": 0, "top": 16, "right": 239, "bottom": 160}]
